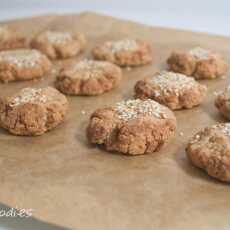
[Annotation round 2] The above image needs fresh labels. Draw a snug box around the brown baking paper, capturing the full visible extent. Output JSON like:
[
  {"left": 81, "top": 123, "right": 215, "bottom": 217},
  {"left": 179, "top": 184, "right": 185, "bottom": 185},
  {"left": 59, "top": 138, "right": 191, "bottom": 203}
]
[{"left": 0, "top": 12, "right": 230, "bottom": 230}]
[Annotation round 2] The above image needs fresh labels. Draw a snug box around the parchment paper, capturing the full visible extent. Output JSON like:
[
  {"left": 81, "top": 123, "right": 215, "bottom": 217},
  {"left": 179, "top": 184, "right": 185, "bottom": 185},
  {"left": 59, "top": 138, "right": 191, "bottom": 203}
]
[{"left": 0, "top": 12, "right": 230, "bottom": 230}]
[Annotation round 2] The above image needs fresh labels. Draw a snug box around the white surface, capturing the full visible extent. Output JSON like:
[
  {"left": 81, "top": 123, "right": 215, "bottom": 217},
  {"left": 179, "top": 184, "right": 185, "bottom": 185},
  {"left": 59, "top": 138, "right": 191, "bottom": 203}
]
[
  {"left": 0, "top": 0, "right": 229, "bottom": 36},
  {"left": 0, "top": 0, "right": 229, "bottom": 229}
]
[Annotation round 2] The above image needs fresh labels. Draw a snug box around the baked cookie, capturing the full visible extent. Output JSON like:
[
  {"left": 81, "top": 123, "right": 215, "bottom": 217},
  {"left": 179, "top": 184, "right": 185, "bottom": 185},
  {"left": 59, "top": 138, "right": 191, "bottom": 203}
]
[
  {"left": 92, "top": 39, "right": 152, "bottom": 67},
  {"left": 87, "top": 99, "right": 176, "bottom": 155},
  {"left": 55, "top": 59, "right": 122, "bottom": 96},
  {"left": 0, "top": 49, "right": 52, "bottom": 83},
  {"left": 186, "top": 123, "right": 230, "bottom": 183},
  {"left": 31, "top": 30, "right": 86, "bottom": 59},
  {"left": 134, "top": 71, "right": 207, "bottom": 110},
  {"left": 215, "top": 86, "right": 230, "bottom": 120},
  {"left": 0, "top": 87, "right": 68, "bottom": 136},
  {"left": 0, "top": 26, "right": 26, "bottom": 51},
  {"left": 167, "top": 47, "right": 229, "bottom": 79}
]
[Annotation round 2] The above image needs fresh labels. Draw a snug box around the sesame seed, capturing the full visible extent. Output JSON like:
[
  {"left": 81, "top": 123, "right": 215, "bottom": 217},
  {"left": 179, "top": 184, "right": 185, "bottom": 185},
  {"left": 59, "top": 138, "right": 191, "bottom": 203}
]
[
  {"left": 81, "top": 110, "right": 86, "bottom": 115},
  {"left": 216, "top": 86, "right": 230, "bottom": 98},
  {"left": 151, "top": 71, "right": 197, "bottom": 96},
  {"left": 179, "top": 132, "right": 184, "bottom": 136},
  {"left": 189, "top": 47, "right": 211, "bottom": 60},
  {"left": 214, "top": 91, "right": 221, "bottom": 96},
  {"left": 190, "top": 133, "right": 201, "bottom": 144},
  {"left": 105, "top": 39, "right": 139, "bottom": 53},
  {"left": 114, "top": 99, "right": 167, "bottom": 121},
  {"left": 215, "top": 123, "right": 230, "bottom": 136},
  {"left": 9, "top": 88, "right": 47, "bottom": 107},
  {"left": 221, "top": 75, "right": 226, "bottom": 80},
  {"left": 45, "top": 31, "right": 72, "bottom": 44},
  {"left": 0, "top": 49, "right": 42, "bottom": 68}
]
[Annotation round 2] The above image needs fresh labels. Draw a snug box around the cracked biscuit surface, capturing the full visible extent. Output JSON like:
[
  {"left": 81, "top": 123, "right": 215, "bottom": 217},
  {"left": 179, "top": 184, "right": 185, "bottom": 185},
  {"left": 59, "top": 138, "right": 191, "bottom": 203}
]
[
  {"left": 167, "top": 47, "right": 229, "bottom": 79},
  {"left": 92, "top": 39, "right": 152, "bottom": 67},
  {"left": 135, "top": 71, "right": 207, "bottom": 110},
  {"left": 186, "top": 123, "right": 230, "bottom": 183},
  {"left": 0, "top": 26, "right": 26, "bottom": 51},
  {"left": 0, "top": 49, "right": 52, "bottom": 83},
  {"left": 55, "top": 59, "right": 122, "bottom": 95},
  {"left": 87, "top": 99, "right": 176, "bottom": 155},
  {"left": 215, "top": 86, "right": 230, "bottom": 120},
  {"left": 0, "top": 87, "right": 68, "bottom": 136},
  {"left": 31, "top": 30, "right": 86, "bottom": 59}
]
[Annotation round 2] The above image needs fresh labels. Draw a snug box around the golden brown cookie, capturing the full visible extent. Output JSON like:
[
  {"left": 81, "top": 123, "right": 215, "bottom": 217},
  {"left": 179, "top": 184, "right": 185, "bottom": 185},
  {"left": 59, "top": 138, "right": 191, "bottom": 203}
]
[
  {"left": 87, "top": 99, "right": 176, "bottom": 155},
  {"left": 0, "top": 87, "right": 68, "bottom": 136},
  {"left": 0, "top": 26, "right": 26, "bottom": 51},
  {"left": 0, "top": 49, "right": 52, "bottom": 83},
  {"left": 215, "top": 86, "right": 230, "bottom": 120},
  {"left": 167, "top": 47, "right": 229, "bottom": 79},
  {"left": 92, "top": 39, "right": 152, "bottom": 67},
  {"left": 31, "top": 30, "right": 86, "bottom": 59},
  {"left": 55, "top": 59, "right": 122, "bottom": 96},
  {"left": 186, "top": 123, "right": 230, "bottom": 183},
  {"left": 135, "top": 71, "right": 207, "bottom": 110}
]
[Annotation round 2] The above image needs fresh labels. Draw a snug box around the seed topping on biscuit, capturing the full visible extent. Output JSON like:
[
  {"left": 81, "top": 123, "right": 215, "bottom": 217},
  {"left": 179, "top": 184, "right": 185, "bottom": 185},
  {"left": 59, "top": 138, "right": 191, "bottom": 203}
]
[
  {"left": 189, "top": 47, "right": 211, "bottom": 60},
  {"left": 190, "top": 123, "right": 230, "bottom": 145},
  {"left": 0, "top": 49, "right": 42, "bottom": 68},
  {"left": 9, "top": 88, "right": 47, "bottom": 106},
  {"left": 114, "top": 99, "right": 167, "bottom": 121},
  {"left": 73, "top": 59, "right": 108, "bottom": 71},
  {"left": 69, "top": 59, "right": 109, "bottom": 79},
  {"left": 45, "top": 31, "right": 72, "bottom": 44},
  {"left": 215, "top": 86, "right": 230, "bottom": 98},
  {"left": 151, "top": 71, "right": 198, "bottom": 96},
  {"left": 105, "top": 39, "right": 139, "bottom": 53},
  {"left": 190, "top": 134, "right": 201, "bottom": 144},
  {"left": 215, "top": 123, "right": 230, "bottom": 136}
]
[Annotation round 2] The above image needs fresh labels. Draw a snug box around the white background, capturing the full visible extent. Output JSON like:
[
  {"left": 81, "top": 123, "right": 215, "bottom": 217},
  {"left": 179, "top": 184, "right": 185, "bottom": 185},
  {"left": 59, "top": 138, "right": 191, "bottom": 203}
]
[
  {"left": 0, "top": 0, "right": 230, "bottom": 36},
  {"left": 0, "top": 0, "right": 229, "bottom": 229}
]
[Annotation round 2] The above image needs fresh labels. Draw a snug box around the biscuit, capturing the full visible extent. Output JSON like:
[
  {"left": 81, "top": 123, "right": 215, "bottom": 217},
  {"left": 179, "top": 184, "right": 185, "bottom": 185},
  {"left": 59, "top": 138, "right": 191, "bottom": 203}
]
[
  {"left": 0, "top": 87, "right": 68, "bottom": 136},
  {"left": 215, "top": 86, "right": 230, "bottom": 120},
  {"left": 55, "top": 59, "right": 122, "bottom": 96},
  {"left": 31, "top": 30, "right": 86, "bottom": 59},
  {"left": 0, "top": 26, "right": 26, "bottom": 51},
  {"left": 0, "top": 49, "right": 52, "bottom": 83},
  {"left": 186, "top": 123, "right": 230, "bottom": 183},
  {"left": 87, "top": 99, "right": 176, "bottom": 155},
  {"left": 167, "top": 47, "right": 229, "bottom": 79},
  {"left": 92, "top": 39, "right": 152, "bottom": 67},
  {"left": 134, "top": 71, "right": 207, "bottom": 110}
]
